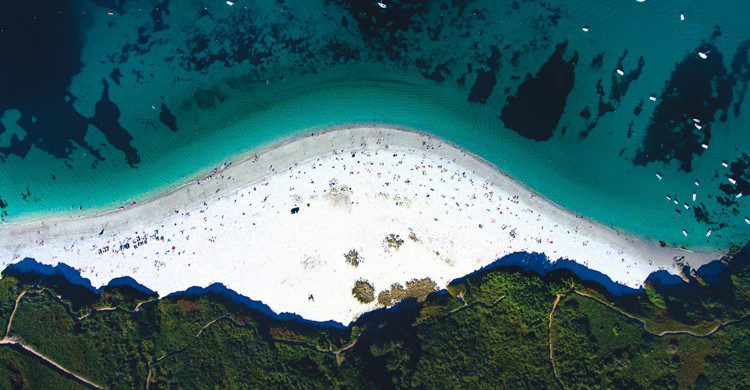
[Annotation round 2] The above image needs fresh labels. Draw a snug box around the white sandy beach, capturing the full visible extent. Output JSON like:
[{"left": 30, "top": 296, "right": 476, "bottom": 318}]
[{"left": 0, "top": 126, "right": 724, "bottom": 324}]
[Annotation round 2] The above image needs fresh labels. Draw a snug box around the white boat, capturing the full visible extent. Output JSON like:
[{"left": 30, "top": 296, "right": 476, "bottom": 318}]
[
  {"left": 582, "top": 26, "right": 590, "bottom": 32},
  {"left": 674, "top": 200, "right": 679, "bottom": 205},
  {"left": 693, "top": 118, "right": 701, "bottom": 123},
  {"left": 745, "top": 217, "right": 750, "bottom": 224},
  {"left": 656, "top": 172, "right": 663, "bottom": 181},
  {"left": 698, "top": 51, "right": 708, "bottom": 59},
  {"left": 378, "top": 2, "right": 387, "bottom": 8},
  {"left": 680, "top": 13, "right": 685, "bottom": 21},
  {"left": 616, "top": 69, "right": 625, "bottom": 76},
  {"left": 666, "top": 195, "right": 672, "bottom": 201},
  {"left": 701, "top": 144, "right": 708, "bottom": 149},
  {"left": 695, "top": 124, "right": 703, "bottom": 130},
  {"left": 649, "top": 95, "right": 657, "bottom": 101},
  {"left": 684, "top": 203, "right": 689, "bottom": 210},
  {"left": 722, "top": 161, "right": 729, "bottom": 168},
  {"left": 706, "top": 230, "right": 712, "bottom": 237},
  {"left": 737, "top": 193, "right": 744, "bottom": 199},
  {"left": 226, "top": 1, "right": 234, "bottom": 5},
  {"left": 695, "top": 180, "right": 700, "bottom": 186},
  {"left": 692, "top": 193, "right": 697, "bottom": 202},
  {"left": 729, "top": 178, "right": 737, "bottom": 185},
  {"left": 683, "top": 229, "right": 689, "bottom": 237}
]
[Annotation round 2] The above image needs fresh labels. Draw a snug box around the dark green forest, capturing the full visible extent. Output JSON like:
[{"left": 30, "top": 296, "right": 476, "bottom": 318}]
[{"left": 0, "top": 246, "right": 748, "bottom": 389}]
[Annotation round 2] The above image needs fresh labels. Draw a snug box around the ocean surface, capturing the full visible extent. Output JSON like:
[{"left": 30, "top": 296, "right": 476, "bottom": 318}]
[{"left": 0, "top": 0, "right": 748, "bottom": 249}]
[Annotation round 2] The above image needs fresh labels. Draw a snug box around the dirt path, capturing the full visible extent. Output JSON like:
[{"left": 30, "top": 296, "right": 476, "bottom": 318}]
[
  {"left": 134, "top": 298, "right": 158, "bottom": 312},
  {"left": 2, "top": 290, "right": 103, "bottom": 389},
  {"left": 152, "top": 315, "right": 231, "bottom": 367},
  {"left": 146, "top": 315, "right": 234, "bottom": 389},
  {"left": 25, "top": 287, "right": 154, "bottom": 322},
  {"left": 574, "top": 291, "right": 749, "bottom": 337},
  {"left": 0, "top": 339, "right": 103, "bottom": 389},
  {"left": 446, "top": 295, "right": 506, "bottom": 316},
  {"left": 146, "top": 361, "right": 153, "bottom": 390},
  {"left": 146, "top": 312, "right": 361, "bottom": 388},
  {"left": 548, "top": 295, "right": 564, "bottom": 389},
  {"left": 4, "top": 290, "right": 26, "bottom": 338},
  {"left": 331, "top": 339, "right": 358, "bottom": 366},
  {"left": 77, "top": 307, "right": 117, "bottom": 321}
]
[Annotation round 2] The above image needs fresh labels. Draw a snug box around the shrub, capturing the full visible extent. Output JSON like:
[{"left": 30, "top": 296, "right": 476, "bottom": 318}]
[{"left": 352, "top": 280, "right": 375, "bottom": 304}]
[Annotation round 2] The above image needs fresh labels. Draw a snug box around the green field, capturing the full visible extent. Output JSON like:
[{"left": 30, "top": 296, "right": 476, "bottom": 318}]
[{"left": 0, "top": 247, "right": 748, "bottom": 388}]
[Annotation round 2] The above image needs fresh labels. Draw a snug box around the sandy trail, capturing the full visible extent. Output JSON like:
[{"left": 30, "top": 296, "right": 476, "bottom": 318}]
[{"left": 0, "top": 126, "right": 723, "bottom": 324}]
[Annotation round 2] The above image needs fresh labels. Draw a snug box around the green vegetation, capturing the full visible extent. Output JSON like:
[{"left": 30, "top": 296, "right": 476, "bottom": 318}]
[
  {"left": 344, "top": 249, "right": 362, "bottom": 267},
  {"left": 352, "top": 280, "right": 375, "bottom": 304},
  {"left": 384, "top": 234, "right": 405, "bottom": 250},
  {"left": 377, "top": 278, "right": 438, "bottom": 307},
  {"left": 0, "top": 346, "right": 84, "bottom": 389},
  {"left": 0, "top": 247, "right": 748, "bottom": 388}
]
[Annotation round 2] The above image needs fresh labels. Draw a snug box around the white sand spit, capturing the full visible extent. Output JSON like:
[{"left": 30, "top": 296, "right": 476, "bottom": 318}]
[{"left": 0, "top": 126, "right": 723, "bottom": 324}]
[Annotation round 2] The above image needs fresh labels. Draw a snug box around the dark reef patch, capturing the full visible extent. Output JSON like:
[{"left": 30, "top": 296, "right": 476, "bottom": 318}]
[
  {"left": 182, "top": 88, "right": 229, "bottom": 111},
  {"left": 0, "top": 195, "right": 7, "bottom": 221},
  {"left": 151, "top": 0, "right": 170, "bottom": 33},
  {"left": 633, "top": 100, "right": 643, "bottom": 116},
  {"left": 415, "top": 57, "right": 451, "bottom": 83},
  {"left": 610, "top": 50, "right": 645, "bottom": 103},
  {"left": 579, "top": 79, "right": 615, "bottom": 139},
  {"left": 511, "top": 51, "right": 522, "bottom": 67},
  {"left": 468, "top": 69, "right": 496, "bottom": 103},
  {"left": 468, "top": 46, "right": 501, "bottom": 103},
  {"left": 590, "top": 52, "right": 604, "bottom": 69},
  {"left": 626, "top": 120, "right": 634, "bottom": 138},
  {"left": 176, "top": 8, "right": 285, "bottom": 74},
  {"left": 20, "top": 186, "right": 31, "bottom": 202},
  {"left": 456, "top": 64, "right": 473, "bottom": 87},
  {"left": 634, "top": 44, "right": 734, "bottom": 172},
  {"left": 693, "top": 203, "right": 710, "bottom": 224},
  {"left": 115, "top": 25, "right": 158, "bottom": 64},
  {"left": 579, "top": 51, "right": 644, "bottom": 139},
  {"left": 109, "top": 68, "right": 123, "bottom": 85},
  {"left": 159, "top": 103, "right": 178, "bottom": 132},
  {"left": 0, "top": 1, "right": 139, "bottom": 167},
  {"left": 730, "top": 40, "right": 750, "bottom": 117},
  {"left": 579, "top": 106, "right": 591, "bottom": 120},
  {"left": 323, "top": 40, "right": 361, "bottom": 64},
  {"left": 500, "top": 41, "right": 578, "bottom": 141},
  {"left": 93, "top": 0, "right": 127, "bottom": 15},
  {"left": 329, "top": 0, "right": 431, "bottom": 62},
  {"left": 91, "top": 79, "right": 140, "bottom": 167},
  {"left": 717, "top": 153, "right": 750, "bottom": 210}
]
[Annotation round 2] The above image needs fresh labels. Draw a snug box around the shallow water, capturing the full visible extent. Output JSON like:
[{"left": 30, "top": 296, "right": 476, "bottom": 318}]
[{"left": 0, "top": 0, "right": 748, "bottom": 249}]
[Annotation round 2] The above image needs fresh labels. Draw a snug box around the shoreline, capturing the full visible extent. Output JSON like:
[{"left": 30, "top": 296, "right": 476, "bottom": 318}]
[
  {"left": 0, "top": 123, "right": 337, "bottom": 227},
  {"left": 0, "top": 126, "right": 726, "bottom": 323},
  {"left": 1, "top": 124, "right": 725, "bottom": 252}
]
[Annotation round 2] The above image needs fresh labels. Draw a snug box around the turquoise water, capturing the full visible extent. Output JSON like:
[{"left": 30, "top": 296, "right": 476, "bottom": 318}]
[{"left": 0, "top": 0, "right": 748, "bottom": 249}]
